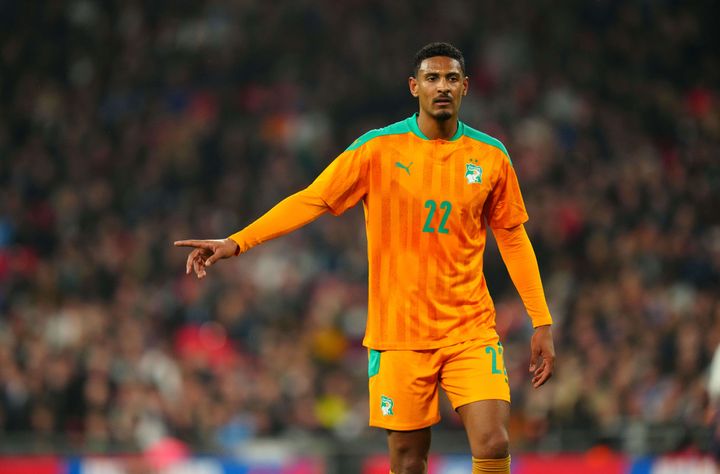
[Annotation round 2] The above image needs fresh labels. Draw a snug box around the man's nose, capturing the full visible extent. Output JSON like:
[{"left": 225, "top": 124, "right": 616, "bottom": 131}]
[{"left": 437, "top": 78, "right": 450, "bottom": 92}]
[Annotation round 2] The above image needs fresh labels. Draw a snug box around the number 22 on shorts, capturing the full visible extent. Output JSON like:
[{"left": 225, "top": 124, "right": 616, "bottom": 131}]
[{"left": 485, "top": 343, "right": 508, "bottom": 383}]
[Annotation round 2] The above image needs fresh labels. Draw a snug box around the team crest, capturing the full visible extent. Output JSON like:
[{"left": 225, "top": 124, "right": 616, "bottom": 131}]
[
  {"left": 380, "top": 395, "right": 394, "bottom": 416},
  {"left": 465, "top": 163, "right": 483, "bottom": 184}
]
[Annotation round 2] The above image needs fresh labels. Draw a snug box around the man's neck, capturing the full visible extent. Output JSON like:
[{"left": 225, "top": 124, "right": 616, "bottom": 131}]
[{"left": 416, "top": 112, "right": 458, "bottom": 140}]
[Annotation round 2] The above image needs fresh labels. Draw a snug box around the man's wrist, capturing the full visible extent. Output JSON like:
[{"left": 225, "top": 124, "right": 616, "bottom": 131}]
[{"left": 225, "top": 237, "right": 240, "bottom": 256}]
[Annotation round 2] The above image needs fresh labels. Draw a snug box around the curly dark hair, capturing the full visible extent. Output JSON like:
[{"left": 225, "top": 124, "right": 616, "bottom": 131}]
[{"left": 412, "top": 42, "right": 466, "bottom": 77}]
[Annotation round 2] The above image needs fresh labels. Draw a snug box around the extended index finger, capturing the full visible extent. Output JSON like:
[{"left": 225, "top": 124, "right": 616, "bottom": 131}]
[{"left": 174, "top": 240, "right": 216, "bottom": 249}]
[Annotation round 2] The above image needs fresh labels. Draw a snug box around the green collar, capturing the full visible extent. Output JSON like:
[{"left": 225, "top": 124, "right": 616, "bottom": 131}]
[{"left": 407, "top": 113, "right": 464, "bottom": 141}]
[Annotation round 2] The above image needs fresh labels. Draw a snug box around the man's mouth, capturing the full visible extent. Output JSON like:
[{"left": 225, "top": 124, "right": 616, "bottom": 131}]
[{"left": 434, "top": 97, "right": 452, "bottom": 105}]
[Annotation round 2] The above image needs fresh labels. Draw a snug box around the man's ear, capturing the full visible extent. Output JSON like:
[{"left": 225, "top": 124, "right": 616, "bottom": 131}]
[
  {"left": 409, "top": 76, "right": 419, "bottom": 97},
  {"left": 463, "top": 76, "right": 469, "bottom": 96}
]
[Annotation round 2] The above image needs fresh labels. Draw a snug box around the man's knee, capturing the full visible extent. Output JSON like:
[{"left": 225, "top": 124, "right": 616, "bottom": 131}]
[
  {"left": 388, "top": 431, "right": 430, "bottom": 474},
  {"left": 470, "top": 426, "right": 509, "bottom": 459},
  {"left": 391, "top": 441, "right": 428, "bottom": 473}
]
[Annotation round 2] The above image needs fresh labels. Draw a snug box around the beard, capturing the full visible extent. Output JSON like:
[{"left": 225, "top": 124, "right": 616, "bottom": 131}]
[{"left": 433, "top": 109, "right": 453, "bottom": 121}]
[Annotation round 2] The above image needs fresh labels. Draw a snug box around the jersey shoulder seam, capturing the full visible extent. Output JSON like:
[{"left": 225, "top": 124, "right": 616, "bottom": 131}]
[
  {"left": 462, "top": 124, "right": 512, "bottom": 164},
  {"left": 345, "top": 119, "right": 411, "bottom": 151}
]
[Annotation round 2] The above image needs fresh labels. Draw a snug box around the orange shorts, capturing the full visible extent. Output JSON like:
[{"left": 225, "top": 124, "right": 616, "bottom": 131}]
[{"left": 368, "top": 339, "right": 510, "bottom": 430}]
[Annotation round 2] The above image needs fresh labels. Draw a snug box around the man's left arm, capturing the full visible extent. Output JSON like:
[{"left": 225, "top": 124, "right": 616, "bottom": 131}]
[{"left": 493, "top": 224, "right": 555, "bottom": 388}]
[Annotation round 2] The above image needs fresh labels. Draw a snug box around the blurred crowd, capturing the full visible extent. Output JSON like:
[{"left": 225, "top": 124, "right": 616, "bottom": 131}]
[{"left": 1, "top": 0, "right": 719, "bottom": 455}]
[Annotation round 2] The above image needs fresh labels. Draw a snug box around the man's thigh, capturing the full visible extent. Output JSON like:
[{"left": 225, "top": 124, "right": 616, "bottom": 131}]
[{"left": 368, "top": 348, "right": 442, "bottom": 430}]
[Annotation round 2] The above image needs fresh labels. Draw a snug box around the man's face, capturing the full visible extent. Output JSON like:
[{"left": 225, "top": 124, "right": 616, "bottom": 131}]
[{"left": 409, "top": 56, "right": 468, "bottom": 122}]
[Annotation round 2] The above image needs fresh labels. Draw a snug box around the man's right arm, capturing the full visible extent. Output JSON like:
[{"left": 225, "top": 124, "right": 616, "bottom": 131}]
[{"left": 228, "top": 188, "right": 329, "bottom": 255}]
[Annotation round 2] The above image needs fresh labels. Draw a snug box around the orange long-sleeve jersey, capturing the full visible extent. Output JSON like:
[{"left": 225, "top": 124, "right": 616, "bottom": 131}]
[{"left": 229, "top": 114, "right": 552, "bottom": 350}]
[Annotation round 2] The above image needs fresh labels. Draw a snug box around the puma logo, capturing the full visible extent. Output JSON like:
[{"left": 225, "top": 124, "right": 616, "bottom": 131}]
[{"left": 395, "top": 161, "right": 413, "bottom": 175}]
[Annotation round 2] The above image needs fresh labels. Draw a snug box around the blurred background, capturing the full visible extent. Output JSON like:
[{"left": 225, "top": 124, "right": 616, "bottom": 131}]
[{"left": 1, "top": 0, "right": 719, "bottom": 473}]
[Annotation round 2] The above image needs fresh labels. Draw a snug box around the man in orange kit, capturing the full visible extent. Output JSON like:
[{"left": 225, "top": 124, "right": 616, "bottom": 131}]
[{"left": 175, "top": 42, "right": 555, "bottom": 474}]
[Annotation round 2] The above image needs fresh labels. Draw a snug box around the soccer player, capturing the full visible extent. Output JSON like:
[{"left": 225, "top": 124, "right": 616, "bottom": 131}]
[{"left": 175, "top": 42, "right": 555, "bottom": 474}]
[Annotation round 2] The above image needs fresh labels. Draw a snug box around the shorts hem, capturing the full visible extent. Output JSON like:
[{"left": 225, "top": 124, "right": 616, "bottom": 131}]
[
  {"left": 452, "top": 397, "right": 511, "bottom": 411},
  {"left": 369, "top": 416, "right": 441, "bottom": 431}
]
